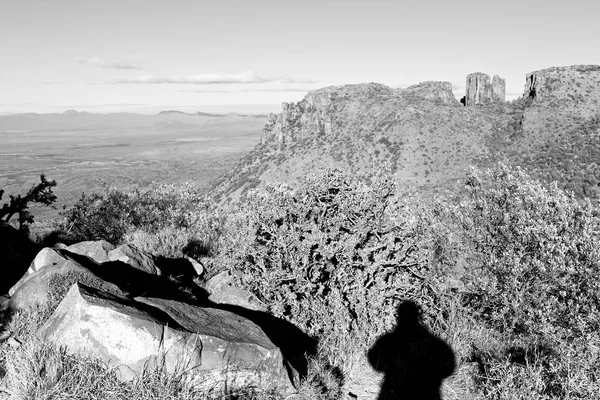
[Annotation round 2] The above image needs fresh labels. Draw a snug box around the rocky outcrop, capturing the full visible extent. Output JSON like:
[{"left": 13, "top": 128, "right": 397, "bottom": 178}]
[
  {"left": 465, "top": 72, "right": 506, "bottom": 106},
  {"left": 8, "top": 242, "right": 203, "bottom": 311},
  {"left": 4, "top": 240, "right": 314, "bottom": 395},
  {"left": 260, "top": 82, "right": 459, "bottom": 146},
  {"left": 0, "top": 221, "right": 39, "bottom": 294},
  {"left": 40, "top": 283, "right": 296, "bottom": 394},
  {"left": 524, "top": 65, "right": 600, "bottom": 108},
  {"left": 492, "top": 75, "right": 506, "bottom": 103},
  {"left": 400, "top": 81, "right": 459, "bottom": 105}
]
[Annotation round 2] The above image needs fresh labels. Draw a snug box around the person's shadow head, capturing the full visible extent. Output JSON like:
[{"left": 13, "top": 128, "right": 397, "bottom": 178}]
[
  {"left": 368, "top": 300, "right": 455, "bottom": 400},
  {"left": 395, "top": 300, "right": 421, "bottom": 326}
]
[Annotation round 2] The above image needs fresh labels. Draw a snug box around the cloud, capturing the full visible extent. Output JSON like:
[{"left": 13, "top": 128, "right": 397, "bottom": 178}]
[
  {"left": 112, "top": 71, "right": 317, "bottom": 85},
  {"left": 78, "top": 57, "right": 142, "bottom": 70}
]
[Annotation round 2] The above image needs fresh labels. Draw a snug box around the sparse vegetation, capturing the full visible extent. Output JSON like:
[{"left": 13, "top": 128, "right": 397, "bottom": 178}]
[
  {"left": 0, "top": 174, "right": 56, "bottom": 235},
  {"left": 3, "top": 164, "right": 600, "bottom": 399}
]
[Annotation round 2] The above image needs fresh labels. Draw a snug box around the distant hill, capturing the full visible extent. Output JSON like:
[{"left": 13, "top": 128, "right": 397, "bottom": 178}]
[
  {"left": 210, "top": 65, "right": 600, "bottom": 203},
  {"left": 0, "top": 110, "right": 268, "bottom": 131}
]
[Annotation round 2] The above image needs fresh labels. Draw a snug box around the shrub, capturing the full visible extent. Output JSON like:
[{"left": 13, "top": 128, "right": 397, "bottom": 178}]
[
  {"left": 428, "top": 164, "right": 600, "bottom": 397},
  {"left": 216, "top": 169, "right": 450, "bottom": 351},
  {"left": 59, "top": 183, "right": 215, "bottom": 250},
  {"left": 0, "top": 174, "right": 56, "bottom": 235}
]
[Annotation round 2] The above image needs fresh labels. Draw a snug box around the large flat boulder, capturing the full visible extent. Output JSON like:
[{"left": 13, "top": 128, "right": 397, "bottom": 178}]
[
  {"left": 40, "top": 283, "right": 296, "bottom": 396},
  {"left": 66, "top": 240, "right": 115, "bottom": 263}
]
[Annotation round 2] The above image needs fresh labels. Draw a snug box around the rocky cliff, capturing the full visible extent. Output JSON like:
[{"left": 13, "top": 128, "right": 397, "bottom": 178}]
[
  {"left": 524, "top": 65, "right": 600, "bottom": 110},
  {"left": 212, "top": 65, "right": 600, "bottom": 204},
  {"left": 261, "top": 82, "right": 459, "bottom": 146},
  {"left": 465, "top": 72, "right": 506, "bottom": 106}
]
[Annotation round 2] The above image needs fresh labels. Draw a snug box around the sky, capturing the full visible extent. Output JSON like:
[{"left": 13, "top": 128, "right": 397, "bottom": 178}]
[{"left": 1, "top": 0, "right": 599, "bottom": 114}]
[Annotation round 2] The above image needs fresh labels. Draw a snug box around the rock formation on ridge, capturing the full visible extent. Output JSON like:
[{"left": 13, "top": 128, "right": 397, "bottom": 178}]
[{"left": 464, "top": 72, "right": 506, "bottom": 106}]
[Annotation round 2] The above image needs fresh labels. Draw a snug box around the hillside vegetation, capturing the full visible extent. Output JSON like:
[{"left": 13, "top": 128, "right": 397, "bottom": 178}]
[{"left": 3, "top": 164, "right": 599, "bottom": 399}]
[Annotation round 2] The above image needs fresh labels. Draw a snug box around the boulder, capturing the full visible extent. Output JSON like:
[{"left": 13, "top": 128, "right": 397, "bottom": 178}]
[
  {"left": 205, "top": 271, "right": 267, "bottom": 312},
  {"left": 8, "top": 258, "right": 121, "bottom": 311},
  {"left": 108, "top": 244, "right": 161, "bottom": 275},
  {"left": 9, "top": 247, "right": 69, "bottom": 296},
  {"left": 40, "top": 283, "right": 296, "bottom": 395},
  {"left": 67, "top": 240, "right": 115, "bottom": 263}
]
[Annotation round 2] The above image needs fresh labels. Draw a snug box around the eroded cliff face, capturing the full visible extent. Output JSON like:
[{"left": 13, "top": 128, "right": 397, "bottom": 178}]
[
  {"left": 465, "top": 72, "right": 506, "bottom": 106},
  {"left": 261, "top": 82, "right": 459, "bottom": 145},
  {"left": 524, "top": 65, "right": 600, "bottom": 110}
]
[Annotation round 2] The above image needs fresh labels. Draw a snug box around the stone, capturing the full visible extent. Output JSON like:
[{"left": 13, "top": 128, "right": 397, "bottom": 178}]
[
  {"left": 492, "top": 75, "right": 506, "bottom": 103},
  {"left": 9, "top": 247, "right": 69, "bottom": 296},
  {"left": 400, "top": 81, "right": 459, "bottom": 105},
  {"left": 465, "top": 72, "right": 505, "bottom": 106},
  {"left": 8, "top": 258, "right": 120, "bottom": 311},
  {"left": 205, "top": 271, "right": 267, "bottom": 312},
  {"left": 40, "top": 283, "right": 296, "bottom": 395},
  {"left": 67, "top": 240, "right": 115, "bottom": 263},
  {"left": 185, "top": 256, "right": 204, "bottom": 276},
  {"left": 108, "top": 244, "right": 161, "bottom": 275}
]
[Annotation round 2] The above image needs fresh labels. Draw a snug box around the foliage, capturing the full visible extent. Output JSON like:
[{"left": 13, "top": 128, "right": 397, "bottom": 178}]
[
  {"left": 59, "top": 183, "right": 219, "bottom": 259},
  {"left": 427, "top": 164, "right": 600, "bottom": 398},
  {"left": 0, "top": 174, "right": 57, "bottom": 234},
  {"left": 216, "top": 169, "right": 450, "bottom": 349}
]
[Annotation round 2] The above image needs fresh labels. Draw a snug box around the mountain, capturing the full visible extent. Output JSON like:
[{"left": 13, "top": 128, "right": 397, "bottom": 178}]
[
  {"left": 210, "top": 65, "right": 600, "bottom": 203},
  {"left": 0, "top": 110, "right": 268, "bottom": 131}
]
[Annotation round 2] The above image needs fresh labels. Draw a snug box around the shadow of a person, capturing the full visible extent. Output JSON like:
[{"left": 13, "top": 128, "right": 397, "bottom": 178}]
[{"left": 368, "top": 301, "right": 455, "bottom": 400}]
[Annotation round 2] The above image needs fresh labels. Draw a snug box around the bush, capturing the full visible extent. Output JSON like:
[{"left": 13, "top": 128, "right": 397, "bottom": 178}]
[
  {"left": 428, "top": 164, "right": 600, "bottom": 398},
  {"left": 59, "top": 183, "right": 217, "bottom": 254},
  {"left": 216, "top": 169, "right": 450, "bottom": 350},
  {"left": 0, "top": 174, "right": 56, "bottom": 235}
]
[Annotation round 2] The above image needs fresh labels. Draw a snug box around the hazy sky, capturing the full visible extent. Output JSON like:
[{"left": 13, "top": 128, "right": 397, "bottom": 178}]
[{"left": 1, "top": 0, "right": 598, "bottom": 114}]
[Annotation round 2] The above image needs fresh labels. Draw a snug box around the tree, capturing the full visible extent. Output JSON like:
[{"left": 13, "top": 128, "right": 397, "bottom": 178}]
[{"left": 0, "top": 174, "right": 57, "bottom": 234}]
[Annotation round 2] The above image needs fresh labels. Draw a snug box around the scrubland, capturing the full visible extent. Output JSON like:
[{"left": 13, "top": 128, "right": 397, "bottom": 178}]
[{"left": 2, "top": 162, "right": 599, "bottom": 399}]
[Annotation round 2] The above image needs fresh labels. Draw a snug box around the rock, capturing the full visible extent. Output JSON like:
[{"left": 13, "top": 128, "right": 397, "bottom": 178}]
[
  {"left": 40, "top": 283, "right": 296, "bottom": 395},
  {"left": 492, "top": 75, "right": 506, "bottom": 103},
  {"left": 524, "top": 65, "right": 600, "bottom": 107},
  {"left": 205, "top": 271, "right": 267, "bottom": 312},
  {"left": 9, "top": 247, "right": 69, "bottom": 296},
  {"left": 185, "top": 256, "right": 204, "bottom": 276},
  {"left": 67, "top": 240, "right": 115, "bottom": 263},
  {"left": 137, "top": 296, "right": 297, "bottom": 393},
  {"left": 108, "top": 244, "right": 161, "bottom": 275},
  {"left": 8, "top": 258, "right": 121, "bottom": 311},
  {"left": 465, "top": 72, "right": 505, "bottom": 106},
  {"left": 0, "top": 221, "right": 39, "bottom": 294},
  {"left": 400, "top": 81, "right": 459, "bottom": 105}
]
